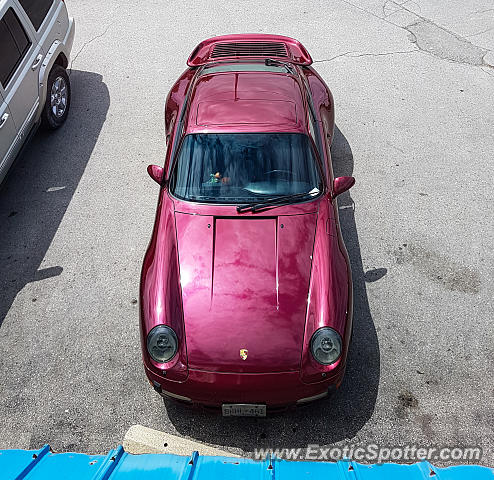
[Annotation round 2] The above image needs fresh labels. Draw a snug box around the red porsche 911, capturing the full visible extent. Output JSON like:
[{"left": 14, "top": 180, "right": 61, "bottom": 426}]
[{"left": 140, "top": 34, "right": 355, "bottom": 416}]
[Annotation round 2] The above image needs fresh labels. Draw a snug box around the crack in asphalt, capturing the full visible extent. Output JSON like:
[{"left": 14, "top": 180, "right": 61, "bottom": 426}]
[
  {"left": 313, "top": 49, "right": 418, "bottom": 63},
  {"left": 69, "top": 25, "right": 111, "bottom": 74},
  {"left": 337, "top": 0, "right": 493, "bottom": 69},
  {"left": 401, "top": 0, "right": 422, "bottom": 13},
  {"left": 382, "top": 0, "right": 398, "bottom": 18},
  {"left": 473, "top": 8, "right": 494, "bottom": 15},
  {"left": 465, "top": 27, "right": 494, "bottom": 38},
  {"left": 382, "top": 0, "right": 411, "bottom": 18},
  {"left": 389, "top": 0, "right": 493, "bottom": 68},
  {"left": 481, "top": 67, "right": 494, "bottom": 78},
  {"left": 339, "top": 0, "right": 404, "bottom": 31}
]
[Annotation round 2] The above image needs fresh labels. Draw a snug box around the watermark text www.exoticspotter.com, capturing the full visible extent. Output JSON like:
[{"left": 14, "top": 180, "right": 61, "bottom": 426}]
[{"left": 253, "top": 444, "right": 482, "bottom": 463}]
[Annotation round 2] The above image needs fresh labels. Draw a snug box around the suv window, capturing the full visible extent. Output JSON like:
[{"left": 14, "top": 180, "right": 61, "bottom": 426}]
[
  {"left": 18, "top": 0, "right": 54, "bottom": 31},
  {"left": 0, "top": 8, "right": 31, "bottom": 88}
]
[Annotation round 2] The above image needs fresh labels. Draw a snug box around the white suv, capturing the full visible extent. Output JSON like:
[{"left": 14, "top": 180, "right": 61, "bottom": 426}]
[{"left": 0, "top": 0, "right": 74, "bottom": 184}]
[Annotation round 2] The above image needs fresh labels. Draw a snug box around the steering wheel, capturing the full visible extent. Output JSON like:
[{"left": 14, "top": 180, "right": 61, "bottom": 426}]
[{"left": 263, "top": 169, "right": 295, "bottom": 180}]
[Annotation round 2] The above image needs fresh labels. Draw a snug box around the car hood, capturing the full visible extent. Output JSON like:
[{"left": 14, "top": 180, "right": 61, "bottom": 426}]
[{"left": 175, "top": 212, "right": 317, "bottom": 373}]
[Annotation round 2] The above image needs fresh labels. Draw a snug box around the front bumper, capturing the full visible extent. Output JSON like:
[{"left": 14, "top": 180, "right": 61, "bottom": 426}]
[{"left": 144, "top": 365, "right": 344, "bottom": 408}]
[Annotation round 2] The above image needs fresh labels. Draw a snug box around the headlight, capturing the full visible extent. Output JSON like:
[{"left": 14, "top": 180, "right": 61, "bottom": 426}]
[
  {"left": 146, "top": 325, "right": 178, "bottom": 363},
  {"left": 310, "top": 327, "right": 342, "bottom": 365}
]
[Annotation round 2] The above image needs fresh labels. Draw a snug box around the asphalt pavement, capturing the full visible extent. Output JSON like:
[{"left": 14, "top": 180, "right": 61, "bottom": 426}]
[{"left": 0, "top": 0, "right": 493, "bottom": 466}]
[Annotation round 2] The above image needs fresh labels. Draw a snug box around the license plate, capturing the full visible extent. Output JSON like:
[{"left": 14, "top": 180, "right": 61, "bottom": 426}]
[{"left": 222, "top": 403, "right": 266, "bottom": 417}]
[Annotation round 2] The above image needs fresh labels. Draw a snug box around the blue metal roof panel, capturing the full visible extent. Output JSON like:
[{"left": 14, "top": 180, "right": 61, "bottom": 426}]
[
  {"left": 0, "top": 445, "right": 49, "bottom": 480},
  {"left": 103, "top": 449, "right": 189, "bottom": 480},
  {"left": 0, "top": 446, "right": 492, "bottom": 480}
]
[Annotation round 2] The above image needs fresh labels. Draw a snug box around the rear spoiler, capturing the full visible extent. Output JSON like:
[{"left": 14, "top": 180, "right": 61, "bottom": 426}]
[{"left": 187, "top": 34, "right": 313, "bottom": 67}]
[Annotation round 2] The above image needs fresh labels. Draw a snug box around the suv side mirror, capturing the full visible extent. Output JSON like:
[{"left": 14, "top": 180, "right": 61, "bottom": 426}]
[
  {"left": 147, "top": 164, "right": 164, "bottom": 185},
  {"left": 332, "top": 176, "right": 355, "bottom": 199}
]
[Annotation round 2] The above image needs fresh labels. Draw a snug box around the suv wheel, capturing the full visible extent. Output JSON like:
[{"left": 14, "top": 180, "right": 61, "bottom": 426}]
[{"left": 41, "top": 65, "right": 71, "bottom": 130}]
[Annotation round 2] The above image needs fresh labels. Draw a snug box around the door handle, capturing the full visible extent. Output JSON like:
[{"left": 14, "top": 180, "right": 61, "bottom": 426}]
[
  {"left": 31, "top": 54, "right": 43, "bottom": 70},
  {"left": 0, "top": 113, "right": 9, "bottom": 129}
]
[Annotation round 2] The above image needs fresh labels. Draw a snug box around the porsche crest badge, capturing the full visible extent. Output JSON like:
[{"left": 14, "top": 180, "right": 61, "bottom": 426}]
[{"left": 240, "top": 348, "right": 248, "bottom": 360}]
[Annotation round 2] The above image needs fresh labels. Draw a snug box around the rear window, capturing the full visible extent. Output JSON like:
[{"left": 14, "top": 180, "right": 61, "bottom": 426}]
[
  {"left": 0, "top": 8, "right": 31, "bottom": 87},
  {"left": 170, "top": 133, "right": 323, "bottom": 204},
  {"left": 18, "top": 0, "right": 54, "bottom": 31},
  {"left": 201, "top": 63, "right": 290, "bottom": 75}
]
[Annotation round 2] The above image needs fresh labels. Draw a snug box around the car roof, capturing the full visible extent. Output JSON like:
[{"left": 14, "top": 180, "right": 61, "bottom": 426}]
[{"left": 185, "top": 64, "right": 308, "bottom": 135}]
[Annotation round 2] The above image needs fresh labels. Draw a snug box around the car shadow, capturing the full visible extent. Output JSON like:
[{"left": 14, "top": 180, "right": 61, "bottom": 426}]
[
  {"left": 165, "top": 126, "right": 381, "bottom": 453},
  {"left": 0, "top": 70, "right": 109, "bottom": 328}
]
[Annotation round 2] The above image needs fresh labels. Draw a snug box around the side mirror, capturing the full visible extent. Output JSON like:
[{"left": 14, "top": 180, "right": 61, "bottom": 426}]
[
  {"left": 147, "top": 164, "right": 164, "bottom": 185},
  {"left": 332, "top": 176, "right": 355, "bottom": 199}
]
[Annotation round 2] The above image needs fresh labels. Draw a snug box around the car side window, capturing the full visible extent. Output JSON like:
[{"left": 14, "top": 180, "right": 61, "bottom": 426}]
[
  {"left": 0, "top": 8, "right": 32, "bottom": 88},
  {"left": 18, "top": 0, "right": 54, "bottom": 31},
  {"left": 306, "top": 96, "right": 327, "bottom": 175}
]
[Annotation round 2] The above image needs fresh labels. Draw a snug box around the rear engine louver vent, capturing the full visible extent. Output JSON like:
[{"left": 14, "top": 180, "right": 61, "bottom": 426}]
[{"left": 211, "top": 42, "right": 288, "bottom": 59}]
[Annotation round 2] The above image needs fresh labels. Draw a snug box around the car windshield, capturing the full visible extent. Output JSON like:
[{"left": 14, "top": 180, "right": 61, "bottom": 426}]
[{"left": 170, "top": 133, "right": 323, "bottom": 204}]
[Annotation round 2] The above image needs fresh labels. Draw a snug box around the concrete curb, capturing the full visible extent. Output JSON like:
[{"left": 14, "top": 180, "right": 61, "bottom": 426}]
[{"left": 123, "top": 425, "right": 239, "bottom": 457}]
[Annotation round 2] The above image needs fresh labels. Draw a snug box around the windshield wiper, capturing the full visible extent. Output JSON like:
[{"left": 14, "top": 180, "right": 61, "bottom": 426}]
[
  {"left": 237, "top": 188, "right": 320, "bottom": 213},
  {"left": 265, "top": 58, "right": 296, "bottom": 74}
]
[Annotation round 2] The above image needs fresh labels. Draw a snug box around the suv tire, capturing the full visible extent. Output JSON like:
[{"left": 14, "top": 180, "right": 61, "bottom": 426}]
[{"left": 41, "top": 65, "right": 71, "bottom": 130}]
